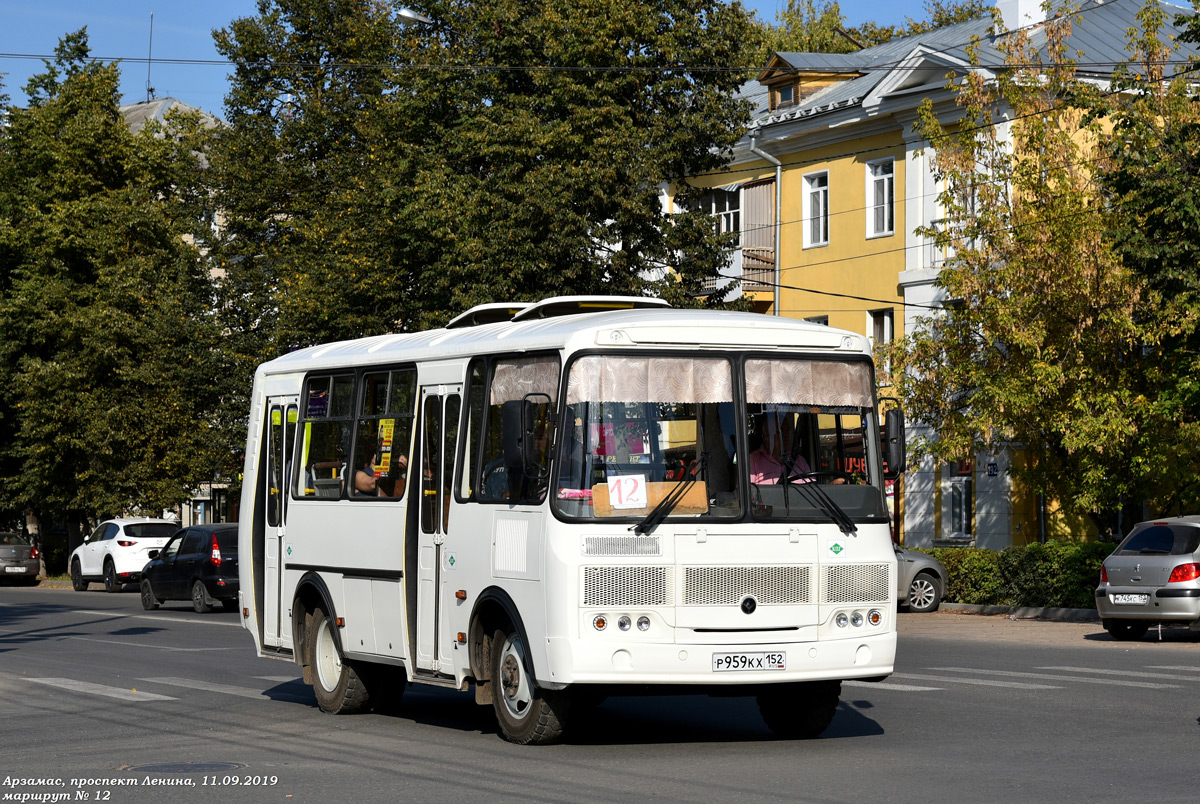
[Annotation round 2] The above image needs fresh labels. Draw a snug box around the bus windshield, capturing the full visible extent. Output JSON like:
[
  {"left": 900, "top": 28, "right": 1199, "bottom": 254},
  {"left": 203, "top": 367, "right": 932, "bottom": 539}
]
[{"left": 553, "top": 354, "right": 888, "bottom": 524}]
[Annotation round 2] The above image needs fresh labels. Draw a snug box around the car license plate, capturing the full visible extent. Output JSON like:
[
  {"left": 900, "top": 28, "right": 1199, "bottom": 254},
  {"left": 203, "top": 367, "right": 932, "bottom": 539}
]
[
  {"left": 712, "top": 652, "right": 786, "bottom": 672},
  {"left": 1111, "top": 593, "right": 1149, "bottom": 605},
  {"left": 5, "top": 566, "right": 27, "bottom": 573}
]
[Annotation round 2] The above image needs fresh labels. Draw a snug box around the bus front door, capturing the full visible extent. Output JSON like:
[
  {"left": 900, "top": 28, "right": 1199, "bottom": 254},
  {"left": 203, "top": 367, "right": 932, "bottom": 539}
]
[
  {"left": 413, "top": 386, "right": 461, "bottom": 674},
  {"left": 263, "top": 397, "right": 298, "bottom": 649}
]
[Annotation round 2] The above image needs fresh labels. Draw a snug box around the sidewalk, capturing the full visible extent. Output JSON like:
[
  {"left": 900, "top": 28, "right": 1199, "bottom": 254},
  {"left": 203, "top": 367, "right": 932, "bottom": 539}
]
[{"left": 940, "top": 602, "right": 1099, "bottom": 622}]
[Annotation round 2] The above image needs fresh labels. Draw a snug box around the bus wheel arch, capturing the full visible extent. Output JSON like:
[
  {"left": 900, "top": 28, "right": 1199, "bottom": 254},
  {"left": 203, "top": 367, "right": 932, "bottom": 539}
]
[
  {"left": 468, "top": 588, "right": 529, "bottom": 705},
  {"left": 292, "top": 573, "right": 339, "bottom": 685}
]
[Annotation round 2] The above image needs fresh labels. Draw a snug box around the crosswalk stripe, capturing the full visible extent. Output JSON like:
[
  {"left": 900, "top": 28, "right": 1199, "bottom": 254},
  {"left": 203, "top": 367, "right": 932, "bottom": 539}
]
[
  {"left": 255, "top": 675, "right": 302, "bottom": 683},
  {"left": 1040, "top": 666, "right": 1200, "bottom": 681},
  {"left": 1146, "top": 666, "right": 1200, "bottom": 673},
  {"left": 27, "top": 678, "right": 177, "bottom": 701},
  {"left": 894, "top": 672, "right": 1059, "bottom": 690},
  {"left": 930, "top": 667, "right": 1181, "bottom": 689},
  {"left": 844, "top": 680, "right": 943, "bottom": 692},
  {"left": 140, "top": 676, "right": 309, "bottom": 702}
]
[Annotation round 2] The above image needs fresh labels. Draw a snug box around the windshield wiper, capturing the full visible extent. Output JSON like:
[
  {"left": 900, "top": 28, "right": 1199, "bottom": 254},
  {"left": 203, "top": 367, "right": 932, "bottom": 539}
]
[
  {"left": 632, "top": 453, "right": 708, "bottom": 535},
  {"left": 779, "top": 458, "right": 858, "bottom": 535}
]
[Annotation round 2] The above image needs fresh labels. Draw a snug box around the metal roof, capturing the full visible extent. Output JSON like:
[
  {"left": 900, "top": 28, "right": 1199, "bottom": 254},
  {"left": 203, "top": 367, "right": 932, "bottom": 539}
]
[{"left": 748, "top": 0, "right": 1200, "bottom": 131}]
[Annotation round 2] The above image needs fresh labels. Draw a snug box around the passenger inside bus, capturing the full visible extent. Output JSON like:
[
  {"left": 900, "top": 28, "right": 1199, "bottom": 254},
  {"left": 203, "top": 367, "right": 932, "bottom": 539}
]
[
  {"left": 354, "top": 450, "right": 380, "bottom": 496},
  {"left": 748, "top": 411, "right": 811, "bottom": 485}
]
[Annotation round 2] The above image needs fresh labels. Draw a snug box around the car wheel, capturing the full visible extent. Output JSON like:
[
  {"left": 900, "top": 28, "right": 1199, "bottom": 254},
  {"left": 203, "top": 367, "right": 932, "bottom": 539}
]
[
  {"left": 70, "top": 559, "right": 88, "bottom": 592},
  {"left": 103, "top": 560, "right": 121, "bottom": 593},
  {"left": 306, "top": 606, "right": 369, "bottom": 714},
  {"left": 907, "top": 572, "right": 942, "bottom": 613},
  {"left": 1104, "top": 620, "right": 1149, "bottom": 641},
  {"left": 490, "top": 627, "right": 570, "bottom": 744},
  {"left": 757, "top": 680, "right": 842, "bottom": 739},
  {"left": 140, "top": 579, "right": 160, "bottom": 611},
  {"left": 191, "top": 580, "right": 214, "bottom": 613}
]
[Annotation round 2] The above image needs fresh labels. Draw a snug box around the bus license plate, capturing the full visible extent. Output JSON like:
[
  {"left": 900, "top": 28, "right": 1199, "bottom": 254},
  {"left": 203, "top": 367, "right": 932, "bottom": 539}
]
[
  {"left": 712, "top": 652, "right": 786, "bottom": 672},
  {"left": 1112, "top": 594, "right": 1149, "bottom": 605}
]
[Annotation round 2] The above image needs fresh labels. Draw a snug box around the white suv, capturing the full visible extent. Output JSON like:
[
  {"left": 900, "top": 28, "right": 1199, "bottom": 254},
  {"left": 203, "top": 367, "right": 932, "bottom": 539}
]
[{"left": 69, "top": 518, "right": 180, "bottom": 593}]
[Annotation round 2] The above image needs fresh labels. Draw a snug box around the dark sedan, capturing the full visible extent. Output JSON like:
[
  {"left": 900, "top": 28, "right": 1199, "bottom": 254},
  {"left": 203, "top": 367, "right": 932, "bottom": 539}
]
[
  {"left": 140, "top": 524, "right": 239, "bottom": 613},
  {"left": 0, "top": 532, "right": 40, "bottom": 585}
]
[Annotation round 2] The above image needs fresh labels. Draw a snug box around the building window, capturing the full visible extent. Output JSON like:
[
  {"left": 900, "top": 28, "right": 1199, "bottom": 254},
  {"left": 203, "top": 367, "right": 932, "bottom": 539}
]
[
  {"left": 869, "top": 309, "right": 894, "bottom": 349},
  {"left": 867, "top": 159, "right": 894, "bottom": 237},
  {"left": 699, "top": 188, "right": 740, "bottom": 246},
  {"left": 803, "top": 172, "right": 829, "bottom": 248},
  {"left": 770, "top": 80, "right": 800, "bottom": 111}
]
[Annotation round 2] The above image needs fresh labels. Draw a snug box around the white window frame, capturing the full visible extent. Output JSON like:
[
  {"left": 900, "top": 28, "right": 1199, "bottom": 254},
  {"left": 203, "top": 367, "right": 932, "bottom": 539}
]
[
  {"left": 802, "top": 171, "right": 829, "bottom": 249},
  {"left": 866, "top": 158, "right": 895, "bottom": 238}
]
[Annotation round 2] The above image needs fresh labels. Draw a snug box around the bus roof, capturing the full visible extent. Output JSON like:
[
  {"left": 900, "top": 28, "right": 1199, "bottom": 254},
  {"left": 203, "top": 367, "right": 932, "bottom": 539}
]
[{"left": 256, "top": 302, "right": 870, "bottom": 377}]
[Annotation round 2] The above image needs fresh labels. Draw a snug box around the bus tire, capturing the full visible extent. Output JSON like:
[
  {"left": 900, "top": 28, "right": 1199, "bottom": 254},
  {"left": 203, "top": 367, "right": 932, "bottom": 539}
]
[
  {"left": 757, "top": 680, "right": 841, "bottom": 739},
  {"left": 491, "top": 627, "right": 570, "bottom": 745},
  {"left": 307, "top": 606, "right": 370, "bottom": 714}
]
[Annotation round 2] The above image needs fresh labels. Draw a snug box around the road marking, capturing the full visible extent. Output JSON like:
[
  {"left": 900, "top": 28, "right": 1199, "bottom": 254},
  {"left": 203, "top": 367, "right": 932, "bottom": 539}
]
[
  {"left": 894, "top": 672, "right": 1059, "bottom": 690},
  {"left": 1146, "top": 666, "right": 1200, "bottom": 673},
  {"left": 75, "top": 610, "right": 243, "bottom": 628},
  {"left": 931, "top": 667, "right": 1181, "bottom": 689},
  {"left": 843, "top": 680, "right": 943, "bottom": 692},
  {"left": 140, "top": 676, "right": 310, "bottom": 702},
  {"left": 1040, "top": 666, "right": 1200, "bottom": 681},
  {"left": 256, "top": 675, "right": 302, "bottom": 682},
  {"left": 68, "top": 636, "right": 238, "bottom": 652},
  {"left": 27, "top": 678, "right": 177, "bottom": 701}
]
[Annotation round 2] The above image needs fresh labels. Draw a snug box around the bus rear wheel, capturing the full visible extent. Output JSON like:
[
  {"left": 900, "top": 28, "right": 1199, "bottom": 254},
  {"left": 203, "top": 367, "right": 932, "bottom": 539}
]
[
  {"left": 757, "top": 680, "right": 841, "bottom": 739},
  {"left": 491, "top": 628, "right": 570, "bottom": 745},
  {"left": 307, "top": 606, "right": 370, "bottom": 714}
]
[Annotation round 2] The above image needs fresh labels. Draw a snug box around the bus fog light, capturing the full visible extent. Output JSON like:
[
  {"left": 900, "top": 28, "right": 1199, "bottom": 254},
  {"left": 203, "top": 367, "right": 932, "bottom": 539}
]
[
  {"left": 637, "top": 616, "right": 651, "bottom": 631},
  {"left": 835, "top": 613, "right": 849, "bottom": 628},
  {"left": 593, "top": 615, "right": 608, "bottom": 631},
  {"left": 851, "top": 612, "right": 864, "bottom": 627},
  {"left": 868, "top": 609, "right": 882, "bottom": 626},
  {"left": 618, "top": 615, "right": 632, "bottom": 631}
]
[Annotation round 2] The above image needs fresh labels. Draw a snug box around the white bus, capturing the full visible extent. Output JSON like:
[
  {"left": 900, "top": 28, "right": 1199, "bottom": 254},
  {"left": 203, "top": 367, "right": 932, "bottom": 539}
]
[{"left": 238, "top": 296, "right": 906, "bottom": 744}]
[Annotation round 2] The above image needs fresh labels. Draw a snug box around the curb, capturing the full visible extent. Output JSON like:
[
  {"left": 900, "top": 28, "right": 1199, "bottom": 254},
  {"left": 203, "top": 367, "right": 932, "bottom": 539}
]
[{"left": 941, "top": 602, "right": 1100, "bottom": 622}]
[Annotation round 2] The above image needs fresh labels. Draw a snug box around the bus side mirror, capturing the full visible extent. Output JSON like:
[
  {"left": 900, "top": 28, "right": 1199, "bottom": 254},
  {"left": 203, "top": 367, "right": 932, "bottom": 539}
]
[
  {"left": 883, "top": 408, "right": 906, "bottom": 480},
  {"left": 522, "top": 393, "right": 553, "bottom": 479}
]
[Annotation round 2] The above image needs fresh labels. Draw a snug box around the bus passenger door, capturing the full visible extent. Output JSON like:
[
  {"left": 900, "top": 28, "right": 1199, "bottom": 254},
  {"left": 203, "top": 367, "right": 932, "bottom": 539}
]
[
  {"left": 263, "top": 397, "right": 297, "bottom": 649},
  {"left": 414, "top": 386, "right": 461, "bottom": 673}
]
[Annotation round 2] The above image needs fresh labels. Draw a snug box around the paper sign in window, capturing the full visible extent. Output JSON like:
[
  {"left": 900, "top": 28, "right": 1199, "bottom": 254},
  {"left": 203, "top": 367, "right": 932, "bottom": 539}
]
[{"left": 606, "top": 475, "right": 648, "bottom": 509}]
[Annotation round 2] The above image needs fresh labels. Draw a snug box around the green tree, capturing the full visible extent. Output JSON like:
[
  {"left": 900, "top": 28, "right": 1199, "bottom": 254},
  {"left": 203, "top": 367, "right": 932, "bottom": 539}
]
[
  {"left": 1090, "top": 1, "right": 1200, "bottom": 513},
  {"left": 883, "top": 11, "right": 1178, "bottom": 533},
  {"left": 210, "top": 0, "right": 756, "bottom": 366},
  {"left": 0, "top": 31, "right": 225, "bottom": 560}
]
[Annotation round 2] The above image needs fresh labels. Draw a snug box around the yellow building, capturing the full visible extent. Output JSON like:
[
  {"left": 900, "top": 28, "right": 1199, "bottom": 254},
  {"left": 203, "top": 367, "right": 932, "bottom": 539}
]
[{"left": 682, "top": 0, "right": 1194, "bottom": 548}]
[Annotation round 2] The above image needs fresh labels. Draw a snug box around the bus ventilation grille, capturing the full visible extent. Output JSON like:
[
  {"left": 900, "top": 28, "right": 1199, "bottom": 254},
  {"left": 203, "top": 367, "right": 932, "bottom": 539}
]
[
  {"left": 682, "top": 565, "right": 812, "bottom": 606},
  {"left": 822, "top": 564, "right": 890, "bottom": 604},
  {"left": 582, "top": 536, "right": 661, "bottom": 557},
  {"left": 582, "top": 566, "right": 672, "bottom": 607}
]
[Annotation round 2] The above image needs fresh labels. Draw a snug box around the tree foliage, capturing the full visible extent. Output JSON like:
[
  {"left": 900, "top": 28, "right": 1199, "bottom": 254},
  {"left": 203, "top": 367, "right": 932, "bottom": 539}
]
[
  {"left": 210, "top": 0, "right": 757, "bottom": 371},
  {"left": 883, "top": 11, "right": 1185, "bottom": 530},
  {"left": 0, "top": 31, "right": 225, "bottom": 540}
]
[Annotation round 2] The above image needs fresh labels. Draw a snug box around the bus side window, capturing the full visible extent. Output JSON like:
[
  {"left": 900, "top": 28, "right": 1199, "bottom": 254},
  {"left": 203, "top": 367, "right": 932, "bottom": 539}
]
[{"left": 298, "top": 374, "right": 354, "bottom": 498}]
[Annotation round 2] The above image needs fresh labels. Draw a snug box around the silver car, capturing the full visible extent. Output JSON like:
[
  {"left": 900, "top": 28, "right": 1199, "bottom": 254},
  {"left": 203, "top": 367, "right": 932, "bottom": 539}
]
[
  {"left": 895, "top": 544, "right": 948, "bottom": 613},
  {"left": 1096, "top": 516, "right": 1200, "bottom": 640},
  {"left": 0, "top": 532, "right": 41, "bottom": 585}
]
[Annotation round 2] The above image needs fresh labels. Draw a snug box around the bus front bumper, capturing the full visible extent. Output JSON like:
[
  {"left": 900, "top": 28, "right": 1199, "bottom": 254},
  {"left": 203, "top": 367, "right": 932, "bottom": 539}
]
[{"left": 539, "top": 630, "right": 896, "bottom": 688}]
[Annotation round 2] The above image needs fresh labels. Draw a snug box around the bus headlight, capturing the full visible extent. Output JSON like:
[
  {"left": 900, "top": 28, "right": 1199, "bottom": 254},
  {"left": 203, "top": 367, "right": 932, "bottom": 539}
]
[
  {"left": 617, "top": 615, "right": 632, "bottom": 631},
  {"left": 851, "top": 612, "right": 864, "bottom": 627},
  {"left": 835, "top": 613, "right": 849, "bottom": 628},
  {"left": 637, "top": 616, "right": 651, "bottom": 632}
]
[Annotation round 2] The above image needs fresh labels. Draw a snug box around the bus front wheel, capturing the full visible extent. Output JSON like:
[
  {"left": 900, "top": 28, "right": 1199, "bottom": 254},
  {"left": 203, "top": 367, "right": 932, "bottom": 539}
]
[
  {"left": 491, "top": 628, "right": 570, "bottom": 745},
  {"left": 757, "top": 680, "right": 841, "bottom": 739},
  {"left": 307, "top": 606, "right": 370, "bottom": 714}
]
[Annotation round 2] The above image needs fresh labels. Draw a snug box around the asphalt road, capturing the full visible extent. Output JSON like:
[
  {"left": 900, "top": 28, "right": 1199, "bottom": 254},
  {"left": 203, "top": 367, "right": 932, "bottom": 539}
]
[{"left": 2, "top": 585, "right": 1199, "bottom": 804}]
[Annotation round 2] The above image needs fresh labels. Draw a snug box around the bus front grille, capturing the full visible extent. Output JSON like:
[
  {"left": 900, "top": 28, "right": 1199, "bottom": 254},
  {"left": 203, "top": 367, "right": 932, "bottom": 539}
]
[
  {"left": 822, "top": 563, "right": 890, "bottom": 604},
  {"left": 582, "top": 566, "right": 672, "bottom": 607},
  {"left": 682, "top": 565, "right": 812, "bottom": 606}
]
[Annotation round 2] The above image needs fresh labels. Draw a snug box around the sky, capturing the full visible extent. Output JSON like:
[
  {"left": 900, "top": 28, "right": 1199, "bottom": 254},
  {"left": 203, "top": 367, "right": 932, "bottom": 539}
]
[{"left": 1, "top": 1, "right": 938, "bottom": 115}]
